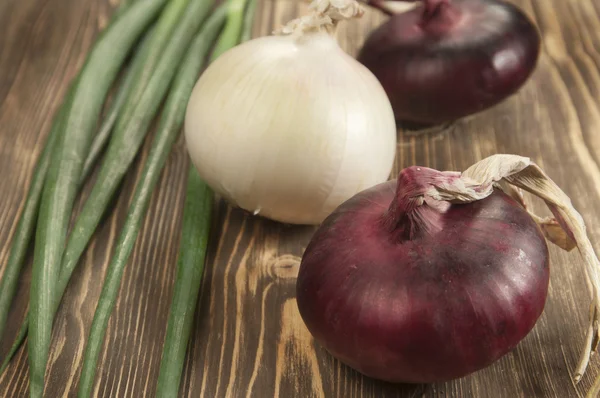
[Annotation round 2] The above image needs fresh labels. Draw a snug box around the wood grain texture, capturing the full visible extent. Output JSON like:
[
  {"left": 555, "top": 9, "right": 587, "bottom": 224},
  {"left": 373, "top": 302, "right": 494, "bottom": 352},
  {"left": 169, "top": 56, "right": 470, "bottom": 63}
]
[{"left": 1, "top": 0, "right": 600, "bottom": 396}]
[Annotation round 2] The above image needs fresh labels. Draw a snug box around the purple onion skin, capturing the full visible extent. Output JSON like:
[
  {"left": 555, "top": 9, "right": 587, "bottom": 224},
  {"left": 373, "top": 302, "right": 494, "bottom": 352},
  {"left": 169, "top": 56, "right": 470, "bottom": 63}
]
[
  {"left": 296, "top": 177, "right": 549, "bottom": 383},
  {"left": 357, "top": 0, "right": 541, "bottom": 124}
]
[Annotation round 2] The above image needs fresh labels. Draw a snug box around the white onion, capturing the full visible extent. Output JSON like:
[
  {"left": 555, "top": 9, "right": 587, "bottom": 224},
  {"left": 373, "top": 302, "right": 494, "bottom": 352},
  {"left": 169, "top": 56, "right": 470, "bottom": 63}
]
[{"left": 184, "top": 0, "right": 397, "bottom": 224}]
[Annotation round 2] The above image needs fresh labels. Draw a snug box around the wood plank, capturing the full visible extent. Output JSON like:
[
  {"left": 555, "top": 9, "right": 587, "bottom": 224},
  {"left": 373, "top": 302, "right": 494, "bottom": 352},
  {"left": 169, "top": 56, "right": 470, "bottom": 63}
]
[{"left": 1, "top": 0, "right": 600, "bottom": 396}]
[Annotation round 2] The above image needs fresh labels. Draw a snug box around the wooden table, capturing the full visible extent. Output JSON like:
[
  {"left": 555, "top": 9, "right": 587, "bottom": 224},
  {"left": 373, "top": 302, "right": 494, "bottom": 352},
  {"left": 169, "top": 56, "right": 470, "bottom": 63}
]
[{"left": 1, "top": 0, "right": 600, "bottom": 396}]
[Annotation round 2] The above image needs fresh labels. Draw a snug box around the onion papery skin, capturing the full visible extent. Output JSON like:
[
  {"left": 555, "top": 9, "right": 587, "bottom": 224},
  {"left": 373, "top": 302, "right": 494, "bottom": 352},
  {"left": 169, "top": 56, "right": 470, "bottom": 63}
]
[
  {"left": 357, "top": 0, "right": 541, "bottom": 124},
  {"left": 296, "top": 180, "right": 549, "bottom": 383}
]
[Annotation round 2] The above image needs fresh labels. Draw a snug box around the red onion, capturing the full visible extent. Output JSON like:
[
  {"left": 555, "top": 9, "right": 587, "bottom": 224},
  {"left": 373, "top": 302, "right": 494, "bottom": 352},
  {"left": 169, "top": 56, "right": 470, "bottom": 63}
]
[
  {"left": 296, "top": 155, "right": 600, "bottom": 389},
  {"left": 357, "top": 0, "right": 541, "bottom": 124}
]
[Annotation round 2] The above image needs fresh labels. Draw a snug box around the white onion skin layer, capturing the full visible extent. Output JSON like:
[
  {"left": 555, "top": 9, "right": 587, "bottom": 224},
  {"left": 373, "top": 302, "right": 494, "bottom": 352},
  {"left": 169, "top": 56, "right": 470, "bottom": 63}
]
[{"left": 184, "top": 32, "right": 397, "bottom": 225}]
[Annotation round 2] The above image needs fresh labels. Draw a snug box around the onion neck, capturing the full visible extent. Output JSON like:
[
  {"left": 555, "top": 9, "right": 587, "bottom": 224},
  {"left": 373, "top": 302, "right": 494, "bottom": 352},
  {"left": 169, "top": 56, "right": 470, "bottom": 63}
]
[
  {"left": 382, "top": 166, "right": 455, "bottom": 241},
  {"left": 366, "top": 0, "right": 462, "bottom": 35},
  {"left": 277, "top": 0, "right": 365, "bottom": 36},
  {"left": 419, "top": 0, "right": 461, "bottom": 34}
]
